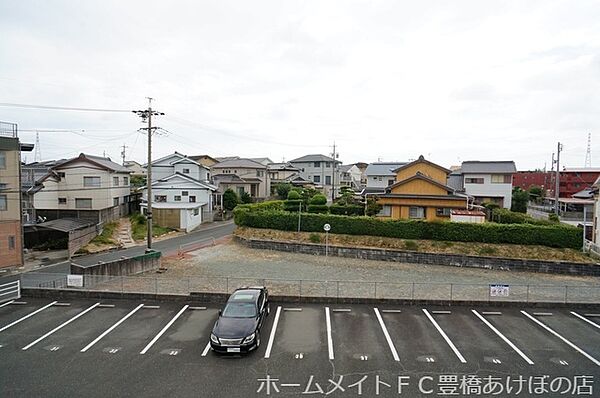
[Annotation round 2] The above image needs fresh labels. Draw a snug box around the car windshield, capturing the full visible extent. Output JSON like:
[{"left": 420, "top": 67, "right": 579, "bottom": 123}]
[{"left": 222, "top": 302, "right": 257, "bottom": 318}]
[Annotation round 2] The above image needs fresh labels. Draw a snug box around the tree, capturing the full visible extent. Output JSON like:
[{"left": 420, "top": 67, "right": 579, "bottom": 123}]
[
  {"left": 310, "top": 194, "right": 327, "bottom": 205},
  {"left": 528, "top": 185, "right": 544, "bottom": 202},
  {"left": 130, "top": 175, "right": 147, "bottom": 188},
  {"left": 275, "top": 183, "right": 292, "bottom": 199},
  {"left": 223, "top": 189, "right": 239, "bottom": 210},
  {"left": 365, "top": 196, "right": 382, "bottom": 216},
  {"left": 511, "top": 187, "right": 529, "bottom": 213},
  {"left": 335, "top": 191, "right": 357, "bottom": 206},
  {"left": 287, "top": 190, "right": 301, "bottom": 200},
  {"left": 240, "top": 191, "right": 252, "bottom": 204}
]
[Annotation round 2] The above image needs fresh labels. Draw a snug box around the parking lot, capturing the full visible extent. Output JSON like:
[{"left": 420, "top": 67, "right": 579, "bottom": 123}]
[{"left": 1, "top": 298, "right": 599, "bottom": 397}]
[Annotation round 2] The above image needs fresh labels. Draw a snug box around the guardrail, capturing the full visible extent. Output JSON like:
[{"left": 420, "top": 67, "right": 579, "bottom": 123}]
[
  {"left": 0, "top": 280, "right": 21, "bottom": 303},
  {"left": 584, "top": 239, "right": 600, "bottom": 260},
  {"left": 19, "top": 273, "right": 600, "bottom": 304}
]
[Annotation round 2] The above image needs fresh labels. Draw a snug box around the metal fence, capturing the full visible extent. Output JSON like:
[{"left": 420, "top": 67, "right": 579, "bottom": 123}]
[
  {"left": 19, "top": 273, "right": 600, "bottom": 304},
  {"left": 584, "top": 239, "right": 600, "bottom": 260},
  {"left": 0, "top": 280, "right": 21, "bottom": 303}
]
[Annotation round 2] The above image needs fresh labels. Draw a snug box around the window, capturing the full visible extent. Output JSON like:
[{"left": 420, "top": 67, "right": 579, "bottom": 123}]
[
  {"left": 409, "top": 206, "right": 425, "bottom": 219},
  {"left": 325, "top": 162, "right": 331, "bottom": 168},
  {"left": 189, "top": 195, "right": 196, "bottom": 203},
  {"left": 154, "top": 195, "right": 167, "bottom": 202},
  {"left": 313, "top": 175, "right": 321, "bottom": 183},
  {"left": 113, "top": 197, "right": 119, "bottom": 206},
  {"left": 325, "top": 175, "right": 331, "bottom": 185},
  {"left": 193, "top": 208, "right": 200, "bottom": 216},
  {"left": 183, "top": 168, "right": 190, "bottom": 174},
  {"left": 0, "top": 194, "right": 6, "bottom": 210},
  {"left": 84, "top": 176, "right": 101, "bottom": 187},
  {"left": 0, "top": 151, "right": 5, "bottom": 169},
  {"left": 8, "top": 236, "right": 15, "bottom": 250},
  {"left": 113, "top": 177, "right": 119, "bottom": 186},
  {"left": 378, "top": 176, "right": 383, "bottom": 181},
  {"left": 314, "top": 161, "right": 321, "bottom": 167},
  {"left": 388, "top": 179, "right": 395, "bottom": 186},
  {"left": 182, "top": 191, "right": 189, "bottom": 196},
  {"left": 174, "top": 195, "right": 181, "bottom": 202},
  {"left": 75, "top": 198, "right": 92, "bottom": 209},
  {"left": 465, "top": 177, "right": 484, "bottom": 184},
  {"left": 123, "top": 177, "right": 129, "bottom": 185},
  {"left": 436, "top": 208, "right": 452, "bottom": 217},
  {"left": 378, "top": 205, "right": 392, "bottom": 217},
  {"left": 57, "top": 172, "right": 65, "bottom": 178},
  {"left": 491, "top": 174, "right": 511, "bottom": 184},
  {"left": 0, "top": 183, "right": 7, "bottom": 190},
  {"left": 123, "top": 196, "right": 128, "bottom": 203},
  {"left": 58, "top": 198, "right": 67, "bottom": 205},
  {"left": 256, "top": 170, "right": 264, "bottom": 177}
]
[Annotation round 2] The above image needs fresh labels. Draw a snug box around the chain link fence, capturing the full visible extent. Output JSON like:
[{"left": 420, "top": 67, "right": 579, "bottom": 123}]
[{"left": 19, "top": 272, "right": 600, "bottom": 304}]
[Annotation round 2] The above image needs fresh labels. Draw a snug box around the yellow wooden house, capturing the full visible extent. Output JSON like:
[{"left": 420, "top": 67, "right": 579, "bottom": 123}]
[{"left": 377, "top": 155, "right": 468, "bottom": 221}]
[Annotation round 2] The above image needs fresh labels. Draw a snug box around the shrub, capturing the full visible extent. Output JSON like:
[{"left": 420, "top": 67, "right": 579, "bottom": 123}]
[
  {"left": 365, "top": 196, "right": 382, "bottom": 216},
  {"left": 404, "top": 240, "right": 418, "bottom": 250},
  {"left": 287, "top": 190, "right": 301, "bottom": 200},
  {"left": 233, "top": 209, "right": 582, "bottom": 249},
  {"left": 276, "top": 183, "right": 292, "bottom": 199},
  {"left": 310, "top": 194, "right": 327, "bottom": 205},
  {"left": 283, "top": 199, "right": 303, "bottom": 212},
  {"left": 548, "top": 213, "right": 560, "bottom": 223},
  {"left": 330, "top": 204, "right": 364, "bottom": 216},
  {"left": 307, "top": 204, "right": 329, "bottom": 214},
  {"left": 491, "top": 208, "right": 554, "bottom": 226},
  {"left": 240, "top": 191, "right": 252, "bottom": 204},
  {"left": 309, "top": 233, "right": 321, "bottom": 243},
  {"left": 223, "top": 189, "right": 239, "bottom": 210}
]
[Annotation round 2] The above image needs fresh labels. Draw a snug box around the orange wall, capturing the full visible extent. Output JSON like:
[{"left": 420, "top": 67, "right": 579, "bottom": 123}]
[
  {"left": 390, "top": 179, "right": 447, "bottom": 195},
  {"left": 396, "top": 162, "right": 448, "bottom": 184},
  {"left": 0, "top": 221, "right": 22, "bottom": 268}
]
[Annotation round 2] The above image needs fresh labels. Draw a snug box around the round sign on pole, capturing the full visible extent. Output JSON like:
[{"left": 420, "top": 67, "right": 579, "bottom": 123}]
[{"left": 323, "top": 223, "right": 331, "bottom": 232}]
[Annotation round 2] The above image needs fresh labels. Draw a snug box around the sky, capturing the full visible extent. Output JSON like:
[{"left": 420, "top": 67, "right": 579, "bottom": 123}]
[{"left": 0, "top": 0, "right": 599, "bottom": 170}]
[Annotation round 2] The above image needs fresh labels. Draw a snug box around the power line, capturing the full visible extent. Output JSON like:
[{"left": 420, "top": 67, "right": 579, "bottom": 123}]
[{"left": 0, "top": 102, "right": 132, "bottom": 113}]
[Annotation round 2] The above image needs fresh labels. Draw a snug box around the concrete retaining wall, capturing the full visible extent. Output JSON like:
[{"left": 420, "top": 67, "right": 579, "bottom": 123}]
[
  {"left": 237, "top": 236, "right": 600, "bottom": 277},
  {"left": 71, "top": 250, "right": 161, "bottom": 283}
]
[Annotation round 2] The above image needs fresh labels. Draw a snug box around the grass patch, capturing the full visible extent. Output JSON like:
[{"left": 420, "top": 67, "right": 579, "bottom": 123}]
[
  {"left": 309, "top": 233, "right": 321, "bottom": 243},
  {"left": 90, "top": 222, "right": 118, "bottom": 245},
  {"left": 130, "top": 212, "right": 174, "bottom": 241},
  {"left": 403, "top": 240, "right": 419, "bottom": 251}
]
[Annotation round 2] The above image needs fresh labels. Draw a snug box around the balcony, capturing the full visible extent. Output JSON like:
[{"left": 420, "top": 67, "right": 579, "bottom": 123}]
[{"left": 0, "top": 121, "right": 18, "bottom": 138}]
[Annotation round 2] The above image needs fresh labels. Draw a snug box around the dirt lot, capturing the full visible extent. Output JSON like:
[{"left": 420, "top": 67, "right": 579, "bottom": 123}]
[{"left": 234, "top": 227, "right": 594, "bottom": 263}]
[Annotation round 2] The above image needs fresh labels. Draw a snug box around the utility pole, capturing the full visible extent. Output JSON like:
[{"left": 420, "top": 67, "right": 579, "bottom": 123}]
[
  {"left": 133, "top": 98, "right": 164, "bottom": 252},
  {"left": 553, "top": 142, "right": 563, "bottom": 216},
  {"left": 331, "top": 142, "right": 337, "bottom": 202},
  {"left": 121, "top": 144, "right": 128, "bottom": 166}
]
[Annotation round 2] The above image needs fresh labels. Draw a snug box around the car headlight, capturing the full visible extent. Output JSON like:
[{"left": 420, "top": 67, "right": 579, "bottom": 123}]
[
  {"left": 210, "top": 333, "right": 219, "bottom": 344},
  {"left": 242, "top": 333, "right": 255, "bottom": 344}
]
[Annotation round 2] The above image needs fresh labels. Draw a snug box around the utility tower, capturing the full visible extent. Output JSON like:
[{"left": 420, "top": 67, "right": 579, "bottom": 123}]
[
  {"left": 121, "top": 144, "right": 128, "bottom": 166},
  {"left": 133, "top": 98, "right": 164, "bottom": 252},
  {"left": 584, "top": 133, "right": 592, "bottom": 168},
  {"left": 34, "top": 132, "right": 42, "bottom": 162}
]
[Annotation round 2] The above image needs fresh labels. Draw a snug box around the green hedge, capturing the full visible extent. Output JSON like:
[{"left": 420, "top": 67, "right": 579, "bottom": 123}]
[
  {"left": 236, "top": 201, "right": 284, "bottom": 212},
  {"left": 283, "top": 200, "right": 303, "bottom": 212},
  {"left": 233, "top": 209, "right": 582, "bottom": 249},
  {"left": 307, "top": 204, "right": 329, "bottom": 213},
  {"left": 330, "top": 204, "right": 364, "bottom": 216},
  {"left": 491, "top": 208, "right": 556, "bottom": 226}
]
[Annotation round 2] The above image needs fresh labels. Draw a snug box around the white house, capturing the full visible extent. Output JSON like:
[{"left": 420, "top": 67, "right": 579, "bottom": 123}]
[
  {"left": 211, "top": 158, "right": 270, "bottom": 199},
  {"left": 454, "top": 161, "right": 517, "bottom": 209},
  {"left": 33, "top": 153, "right": 132, "bottom": 223},
  {"left": 141, "top": 152, "right": 217, "bottom": 232},
  {"left": 339, "top": 164, "right": 362, "bottom": 191},
  {"left": 289, "top": 154, "right": 342, "bottom": 199},
  {"left": 362, "top": 162, "right": 407, "bottom": 194}
]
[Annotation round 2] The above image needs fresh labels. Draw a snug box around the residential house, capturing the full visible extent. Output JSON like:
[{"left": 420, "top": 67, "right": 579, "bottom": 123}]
[
  {"left": 124, "top": 160, "right": 146, "bottom": 176},
  {"left": 339, "top": 164, "right": 362, "bottom": 191},
  {"left": 268, "top": 162, "right": 314, "bottom": 194},
  {"left": 0, "top": 121, "right": 33, "bottom": 269},
  {"left": 142, "top": 152, "right": 216, "bottom": 232},
  {"left": 211, "top": 158, "right": 270, "bottom": 199},
  {"left": 362, "top": 162, "right": 407, "bottom": 195},
  {"left": 592, "top": 177, "right": 599, "bottom": 245},
  {"left": 189, "top": 154, "right": 219, "bottom": 168},
  {"left": 21, "top": 159, "right": 67, "bottom": 224},
  {"left": 353, "top": 162, "right": 369, "bottom": 187},
  {"left": 33, "top": 153, "right": 132, "bottom": 223},
  {"left": 451, "top": 161, "right": 517, "bottom": 209},
  {"left": 377, "top": 156, "right": 468, "bottom": 221},
  {"left": 289, "top": 154, "right": 342, "bottom": 200},
  {"left": 249, "top": 157, "right": 273, "bottom": 166}
]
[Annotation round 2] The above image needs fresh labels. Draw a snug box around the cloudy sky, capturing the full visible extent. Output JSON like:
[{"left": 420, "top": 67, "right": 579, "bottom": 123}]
[{"left": 1, "top": 0, "right": 599, "bottom": 170}]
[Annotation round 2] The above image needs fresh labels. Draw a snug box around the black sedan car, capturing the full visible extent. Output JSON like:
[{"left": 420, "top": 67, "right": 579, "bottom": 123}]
[{"left": 209, "top": 286, "right": 270, "bottom": 354}]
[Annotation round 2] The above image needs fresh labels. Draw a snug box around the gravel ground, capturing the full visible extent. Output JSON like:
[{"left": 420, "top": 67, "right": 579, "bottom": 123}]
[{"left": 94, "top": 240, "right": 600, "bottom": 302}]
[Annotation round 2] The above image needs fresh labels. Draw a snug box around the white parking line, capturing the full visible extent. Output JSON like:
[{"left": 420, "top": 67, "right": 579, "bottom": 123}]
[
  {"left": 422, "top": 309, "right": 467, "bottom": 363},
  {"left": 532, "top": 312, "right": 552, "bottom": 316},
  {"left": 140, "top": 305, "right": 189, "bottom": 355},
  {"left": 332, "top": 309, "right": 351, "bottom": 312},
  {"left": 188, "top": 306, "right": 206, "bottom": 310},
  {"left": 374, "top": 308, "right": 400, "bottom": 361},
  {"left": 264, "top": 306, "right": 282, "bottom": 359},
  {"left": 471, "top": 310, "right": 534, "bottom": 365},
  {"left": 481, "top": 312, "right": 502, "bottom": 315},
  {"left": 97, "top": 304, "right": 115, "bottom": 308},
  {"left": 0, "top": 301, "right": 58, "bottom": 333},
  {"left": 201, "top": 341, "right": 211, "bottom": 356},
  {"left": 143, "top": 305, "right": 160, "bottom": 309},
  {"left": 22, "top": 303, "right": 101, "bottom": 350},
  {"left": 381, "top": 309, "right": 402, "bottom": 313},
  {"left": 521, "top": 310, "right": 600, "bottom": 367},
  {"left": 0, "top": 300, "right": 14, "bottom": 308},
  {"left": 283, "top": 308, "right": 302, "bottom": 312},
  {"left": 80, "top": 303, "right": 145, "bottom": 352},
  {"left": 431, "top": 310, "right": 451, "bottom": 314},
  {"left": 570, "top": 311, "right": 600, "bottom": 331},
  {"left": 584, "top": 313, "right": 600, "bottom": 317},
  {"left": 325, "top": 307, "right": 334, "bottom": 360}
]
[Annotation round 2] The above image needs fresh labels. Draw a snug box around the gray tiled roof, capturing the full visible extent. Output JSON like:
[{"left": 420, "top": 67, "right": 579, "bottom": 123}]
[
  {"left": 211, "top": 158, "right": 266, "bottom": 169},
  {"left": 289, "top": 154, "right": 337, "bottom": 163},
  {"left": 461, "top": 161, "right": 516, "bottom": 174},
  {"left": 365, "top": 162, "right": 407, "bottom": 176}
]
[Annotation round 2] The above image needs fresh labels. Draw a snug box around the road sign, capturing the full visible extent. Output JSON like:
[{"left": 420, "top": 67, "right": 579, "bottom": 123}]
[
  {"left": 67, "top": 274, "right": 84, "bottom": 288},
  {"left": 323, "top": 223, "right": 331, "bottom": 232},
  {"left": 489, "top": 284, "right": 509, "bottom": 297}
]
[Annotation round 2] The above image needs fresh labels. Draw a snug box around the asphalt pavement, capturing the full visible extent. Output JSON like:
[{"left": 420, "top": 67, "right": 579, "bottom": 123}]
[{"left": 0, "top": 297, "right": 599, "bottom": 397}]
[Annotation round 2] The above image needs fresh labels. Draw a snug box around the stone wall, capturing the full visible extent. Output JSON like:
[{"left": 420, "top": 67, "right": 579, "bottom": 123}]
[{"left": 237, "top": 236, "right": 600, "bottom": 277}]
